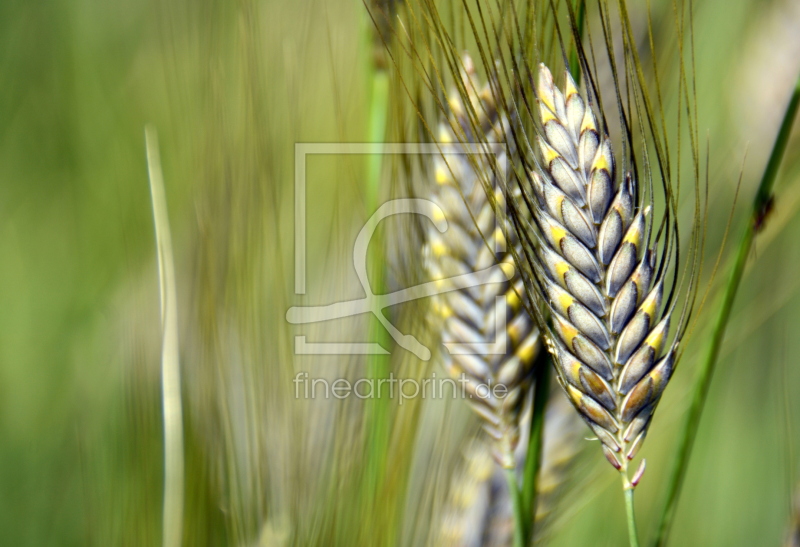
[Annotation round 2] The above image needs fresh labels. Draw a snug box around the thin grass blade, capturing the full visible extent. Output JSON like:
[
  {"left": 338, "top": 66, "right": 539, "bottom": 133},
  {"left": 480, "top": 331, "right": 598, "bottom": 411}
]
[{"left": 146, "top": 126, "right": 184, "bottom": 547}]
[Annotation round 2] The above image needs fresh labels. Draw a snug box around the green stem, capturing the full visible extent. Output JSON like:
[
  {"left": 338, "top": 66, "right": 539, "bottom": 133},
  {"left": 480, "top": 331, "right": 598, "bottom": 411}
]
[
  {"left": 652, "top": 71, "right": 800, "bottom": 547},
  {"left": 521, "top": 354, "right": 551, "bottom": 542},
  {"left": 363, "top": 91, "right": 391, "bottom": 518},
  {"left": 364, "top": 72, "right": 390, "bottom": 485},
  {"left": 506, "top": 468, "right": 528, "bottom": 547},
  {"left": 360, "top": 4, "right": 392, "bottom": 543},
  {"left": 365, "top": 69, "right": 392, "bottom": 476},
  {"left": 623, "top": 474, "right": 640, "bottom": 547}
]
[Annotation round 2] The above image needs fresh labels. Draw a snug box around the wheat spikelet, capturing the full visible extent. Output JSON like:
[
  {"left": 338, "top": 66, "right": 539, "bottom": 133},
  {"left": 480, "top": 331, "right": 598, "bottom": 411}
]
[
  {"left": 424, "top": 56, "right": 540, "bottom": 470},
  {"left": 529, "top": 64, "right": 681, "bottom": 470}
]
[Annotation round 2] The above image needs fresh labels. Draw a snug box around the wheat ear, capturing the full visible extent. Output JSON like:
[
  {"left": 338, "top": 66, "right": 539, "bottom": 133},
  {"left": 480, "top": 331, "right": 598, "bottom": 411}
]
[
  {"left": 529, "top": 64, "right": 680, "bottom": 473},
  {"left": 425, "top": 56, "right": 540, "bottom": 470}
]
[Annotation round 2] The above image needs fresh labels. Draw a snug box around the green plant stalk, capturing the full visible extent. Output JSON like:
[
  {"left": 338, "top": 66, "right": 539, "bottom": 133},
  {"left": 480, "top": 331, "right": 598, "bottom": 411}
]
[
  {"left": 623, "top": 473, "right": 640, "bottom": 547},
  {"left": 363, "top": 71, "right": 391, "bottom": 457},
  {"left": 652, "top": 71, "right": 800, "bottom": 547},
  {"left": 360, "top": 5, "right": 393, "bottom": 543},
  {"left": 363, "top": 65, "right": 391, "bottom": 520},
  {"left": 506, "top": 468, "right": 528, "bottom": 547},
  {"left": 521, "top": 353, "right": 551, "bottom": 542}
]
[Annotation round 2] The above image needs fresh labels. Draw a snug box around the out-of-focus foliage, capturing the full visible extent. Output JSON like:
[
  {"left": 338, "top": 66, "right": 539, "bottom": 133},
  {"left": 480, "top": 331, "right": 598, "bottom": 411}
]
[{"left": 0, "top": 0, "right": 799, "bottom": 546}]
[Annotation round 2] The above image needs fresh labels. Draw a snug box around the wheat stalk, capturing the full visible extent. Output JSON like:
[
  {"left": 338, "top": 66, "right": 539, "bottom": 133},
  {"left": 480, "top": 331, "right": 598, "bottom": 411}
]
[{"left": 424, "top": 56, "right": 540, "bottom": 471}]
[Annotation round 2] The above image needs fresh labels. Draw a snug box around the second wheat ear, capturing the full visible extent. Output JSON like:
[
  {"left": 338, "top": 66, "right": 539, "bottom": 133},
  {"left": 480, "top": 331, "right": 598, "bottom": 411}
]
[{"left": 425, "top": 57, "right": 540, "bottom": 471}]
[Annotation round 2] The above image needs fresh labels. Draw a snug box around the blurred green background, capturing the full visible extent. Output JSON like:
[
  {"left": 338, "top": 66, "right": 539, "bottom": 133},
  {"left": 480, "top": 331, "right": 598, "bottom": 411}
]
[{"left": 1, "top": 0, "right": 799, "bottom": 545}]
